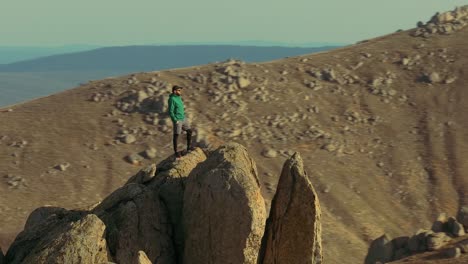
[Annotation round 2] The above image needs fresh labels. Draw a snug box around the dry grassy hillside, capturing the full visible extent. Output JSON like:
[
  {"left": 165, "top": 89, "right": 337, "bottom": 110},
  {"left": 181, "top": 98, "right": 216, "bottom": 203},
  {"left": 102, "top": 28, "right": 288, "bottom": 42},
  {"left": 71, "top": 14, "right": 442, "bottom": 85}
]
[{"left": 1, "top": 11, "right": 468, "bottom": 263}]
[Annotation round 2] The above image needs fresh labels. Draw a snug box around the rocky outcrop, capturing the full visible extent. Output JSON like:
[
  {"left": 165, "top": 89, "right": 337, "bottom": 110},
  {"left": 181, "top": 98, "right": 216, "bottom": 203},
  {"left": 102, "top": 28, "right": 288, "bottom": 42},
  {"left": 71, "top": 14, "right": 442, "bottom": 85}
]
[
  {"left": 6, "top": 213, "right": 108, "bottom": 264},
  {"left": 259, "top": 152, "right": 322, "bottom": 264},
  {"left": 5, "top": 144, "right": 323, "bottom": 264},
  {"left": 412, "top": 5, "right": 468, "bottom": 37},
  {"left": 366, "top": 210, "right": 468, "bottom": 263},
  {"left": 182, "top": 143, "right": 266, "bottom": 264}
]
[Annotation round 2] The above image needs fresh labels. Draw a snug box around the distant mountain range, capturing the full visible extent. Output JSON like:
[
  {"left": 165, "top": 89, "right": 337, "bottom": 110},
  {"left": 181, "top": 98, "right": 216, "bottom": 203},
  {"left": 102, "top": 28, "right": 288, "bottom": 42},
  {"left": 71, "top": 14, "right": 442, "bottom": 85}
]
[
  {"left": 0, "top": 42, "right": 345, "bottom": 64},
  {"left": 0, "top": 45, "right": 101, "bottom": 64},
  {"left": 0, "top": 45, "right": 342, "bottom": 106}
]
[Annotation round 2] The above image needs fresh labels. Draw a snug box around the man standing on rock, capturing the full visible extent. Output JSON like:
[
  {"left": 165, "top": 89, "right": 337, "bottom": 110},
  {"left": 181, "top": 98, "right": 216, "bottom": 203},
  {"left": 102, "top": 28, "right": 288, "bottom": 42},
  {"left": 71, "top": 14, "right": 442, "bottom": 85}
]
[{"left": 168, "top": 85, "right": 194, "bottom": 159}]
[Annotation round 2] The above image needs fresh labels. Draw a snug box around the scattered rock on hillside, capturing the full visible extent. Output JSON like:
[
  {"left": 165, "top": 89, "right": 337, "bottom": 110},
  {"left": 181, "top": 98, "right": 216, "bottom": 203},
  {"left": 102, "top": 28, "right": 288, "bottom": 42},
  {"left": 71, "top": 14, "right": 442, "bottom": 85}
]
[
  {"left": 55, "top": 162, "right": 71, "bottom": 171},
  {"left": 183, "top": 143, "right": 266, "bottom": 264},
  {"left": 144, "top": 147, "right": 157, "bottom": 159},
  {"left": 126, "top": 153, "right": 144, "bottom": 165},
  {"left": 446, "top": 247, "right": 462, "bottom": 258},
  {"left": 431, "top": 213, "right": 448, "bottom": 232},
  {"left": 259, "top": 152, "right": 322, "bottom": 264},
  {"left": 262, "top": 148, "right": 278, "bottom": 158},
  {"left": 409, "top": 229, "right": 434, "bottom": 252},
  {"left": 4, "top": 174, "right": 26, "bottom": 189},
  {"left": 365, "top": 234, "right": 394, "bottom": 264},
  {"left": 369, "top": 209, "right": 468, "bottom": 262},
  {"left": 121, "top": 134, "right": 136, "bottom": 144},
  {"left": 426, "top": 232, "right": 451, "bottom": 251},
  {"left": 423, "top": 72, "right": 442, "bottom": 83},
  {"left": 460, "top": 240, "right": 468, "bottom": 253},
  {"left": 448, "top": 217, "right": 466, "bottom": 237},
  {"left": 458, "top": 206, "right": 468, "bottom": 228},
  {"left": 411, "top": 5, "right": 468, "bottom": 37}
]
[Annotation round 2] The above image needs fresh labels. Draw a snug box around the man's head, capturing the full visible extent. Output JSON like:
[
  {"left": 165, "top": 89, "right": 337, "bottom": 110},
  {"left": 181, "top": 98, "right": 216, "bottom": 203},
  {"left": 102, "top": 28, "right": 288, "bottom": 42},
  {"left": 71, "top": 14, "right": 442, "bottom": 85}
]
[{"left": 172, "top": 85, "right": 183, "bottom": 95}]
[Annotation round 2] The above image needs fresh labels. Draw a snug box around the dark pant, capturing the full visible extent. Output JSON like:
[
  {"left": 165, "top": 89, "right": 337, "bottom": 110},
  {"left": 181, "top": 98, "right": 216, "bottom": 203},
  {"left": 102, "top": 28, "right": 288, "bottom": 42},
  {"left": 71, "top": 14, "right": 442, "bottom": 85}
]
[{"left": 173, "top": 129, "right": 192, "bottom": 154}]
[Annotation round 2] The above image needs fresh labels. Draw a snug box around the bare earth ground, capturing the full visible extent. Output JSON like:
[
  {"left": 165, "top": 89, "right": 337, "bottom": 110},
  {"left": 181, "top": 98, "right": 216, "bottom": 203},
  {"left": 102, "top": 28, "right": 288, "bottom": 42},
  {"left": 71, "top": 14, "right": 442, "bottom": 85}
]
[{"left": 1, "top": 26, "right": 467, "bottom": 263}]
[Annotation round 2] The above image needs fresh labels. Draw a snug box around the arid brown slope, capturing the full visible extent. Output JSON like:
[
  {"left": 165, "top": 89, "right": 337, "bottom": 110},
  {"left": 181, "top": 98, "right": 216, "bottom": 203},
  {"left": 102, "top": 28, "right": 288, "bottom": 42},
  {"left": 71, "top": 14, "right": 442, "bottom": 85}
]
[{"left": 1, "top": 19, "right": 468, "bottom": 264}]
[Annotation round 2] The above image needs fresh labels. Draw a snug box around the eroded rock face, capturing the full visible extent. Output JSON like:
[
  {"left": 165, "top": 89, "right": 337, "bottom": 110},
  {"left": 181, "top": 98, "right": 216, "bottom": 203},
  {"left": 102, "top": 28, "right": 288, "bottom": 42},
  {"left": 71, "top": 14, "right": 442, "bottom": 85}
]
[
  {"left": 7, "top": 213, "right": 108, "bottom": 264},
  {"left": 182, "top": 143, "right": 266, "bottom": 264},
  {"left": 259, "top": 152, "right": 322, "bottom": 264}
]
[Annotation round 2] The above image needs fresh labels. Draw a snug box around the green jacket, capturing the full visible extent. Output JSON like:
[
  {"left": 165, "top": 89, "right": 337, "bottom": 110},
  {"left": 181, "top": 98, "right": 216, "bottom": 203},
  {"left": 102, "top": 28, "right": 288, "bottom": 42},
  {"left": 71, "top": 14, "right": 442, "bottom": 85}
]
[{"left": 168, "top": 94, "right": 185, "bottom": 122}]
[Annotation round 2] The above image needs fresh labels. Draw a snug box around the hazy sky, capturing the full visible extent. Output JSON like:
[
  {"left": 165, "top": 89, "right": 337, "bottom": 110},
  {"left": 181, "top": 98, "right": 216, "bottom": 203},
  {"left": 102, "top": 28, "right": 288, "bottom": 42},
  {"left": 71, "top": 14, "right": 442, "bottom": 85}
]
[{"left": 1, "top": 0, "right": 467, "bottom": 46}]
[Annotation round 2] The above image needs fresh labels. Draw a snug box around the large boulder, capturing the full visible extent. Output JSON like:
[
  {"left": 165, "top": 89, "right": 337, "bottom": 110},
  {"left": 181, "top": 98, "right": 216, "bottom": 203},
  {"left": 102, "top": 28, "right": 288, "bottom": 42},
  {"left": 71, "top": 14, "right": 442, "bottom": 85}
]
[
  {"left": 426, "top": 232, "right": 451, "bottom": 251},
  {"left": 182, "top": 143, "right": 266, "bottom": 264},
  {"left": 448, "top": 217, "right": 465, "bottom": 237},
  {"left": 458, "top": 206, "right": 468, "bottom": 229},
  {"left": 6, "top": 213, "right": 109, "bottom": 264},
  {"left": 365, "top": 234, "right": 394, "bottom": 264},
  {"left": 259, "top": 152, "right": 323, "bottom": 264}
]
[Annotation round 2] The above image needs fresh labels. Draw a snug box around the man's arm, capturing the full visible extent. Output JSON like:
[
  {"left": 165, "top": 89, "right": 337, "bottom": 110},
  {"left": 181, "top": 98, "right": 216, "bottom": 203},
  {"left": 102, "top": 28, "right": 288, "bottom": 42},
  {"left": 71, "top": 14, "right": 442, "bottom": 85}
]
[{"left": 168, "top": 98, "right": 177, "bottom": 122}]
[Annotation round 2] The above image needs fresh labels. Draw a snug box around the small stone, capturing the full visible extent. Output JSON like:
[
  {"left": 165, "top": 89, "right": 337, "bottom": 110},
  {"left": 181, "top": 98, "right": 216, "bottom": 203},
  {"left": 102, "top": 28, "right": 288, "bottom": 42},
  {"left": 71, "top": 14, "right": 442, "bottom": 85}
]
[
  {"left": 401, "top": 58, "right": 411, "bottom": 65},
  {"left": 458, "top": 206, "right": 468, "bottom": 228},
  {"left": 388, "top": 89, "right": 397, "bottom": 96},
  {"left": 444, "top": 76, "right": 457, "bottom": 84},
  {"left": 262, "top": 148, "right": 278, "bottom": 158},
  {"left": 122, "top": 134, "right": 136, "bottom": 144},
  {"left": 55, "top": 162, "right": 71, "bottom": 172},
  {"left": 425, "top": 72, "right": 441, "bottom": 83},
  {"left": 238, "top": 77, "right": 251, "bottom": 88},
  {"left": 459, "top": 240, "right": 468, "bottom": 253},
  {"left": 322, "top": 143, "right": 338, "bottom": 152},
  {"left": 446, "top": 247, "right": 461, "bottom": 258},
  {"left": 126, "top": 153, "right": 144, "bottom": 165},
  {"left": 144, "top": 147, "right": 157, "bottom": 159}
]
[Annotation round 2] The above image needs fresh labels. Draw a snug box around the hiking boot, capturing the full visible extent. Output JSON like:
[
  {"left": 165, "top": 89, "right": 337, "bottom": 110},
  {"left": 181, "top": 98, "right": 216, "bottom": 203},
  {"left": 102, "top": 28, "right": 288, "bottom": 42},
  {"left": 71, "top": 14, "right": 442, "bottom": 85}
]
[
  {"left": 187, "top": 146, "right": 196, "bottom": 153},
  {"left": 175, "top": 152, "right": 183, "bottom": 160}
]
